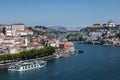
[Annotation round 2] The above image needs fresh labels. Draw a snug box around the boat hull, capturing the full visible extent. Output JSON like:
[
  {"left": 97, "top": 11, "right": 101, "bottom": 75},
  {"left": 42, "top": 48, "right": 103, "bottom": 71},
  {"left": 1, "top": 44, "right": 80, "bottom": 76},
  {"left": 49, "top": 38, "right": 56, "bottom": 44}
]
[{"left": 8, "top": 61, "right": 47, "bottom": 72}]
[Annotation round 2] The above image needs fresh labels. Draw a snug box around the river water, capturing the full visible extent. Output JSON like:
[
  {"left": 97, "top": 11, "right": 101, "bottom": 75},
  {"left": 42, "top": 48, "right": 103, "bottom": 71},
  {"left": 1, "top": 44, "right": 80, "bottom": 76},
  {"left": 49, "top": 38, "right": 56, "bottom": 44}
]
[{"left": 0, "top": 42, "right": 120, "bottom": 80}]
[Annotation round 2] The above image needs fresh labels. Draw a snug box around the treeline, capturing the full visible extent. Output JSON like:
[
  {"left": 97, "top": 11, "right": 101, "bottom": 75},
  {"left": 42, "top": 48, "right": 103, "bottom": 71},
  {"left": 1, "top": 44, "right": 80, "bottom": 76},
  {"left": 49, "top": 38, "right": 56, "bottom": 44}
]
[
  {"left": 0, "top": 46, "right": 55, "bottom": 62},
  {"left": 34, "top": 25, "right": 48, "bottom": 29}
]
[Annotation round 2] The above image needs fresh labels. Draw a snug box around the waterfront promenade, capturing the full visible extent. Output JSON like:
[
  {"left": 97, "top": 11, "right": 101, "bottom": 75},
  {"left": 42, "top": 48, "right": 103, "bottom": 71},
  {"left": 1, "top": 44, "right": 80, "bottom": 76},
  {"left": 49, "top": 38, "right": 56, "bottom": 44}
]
[{"left": 0, "top": 49, "right": 75, "bottom": 69}]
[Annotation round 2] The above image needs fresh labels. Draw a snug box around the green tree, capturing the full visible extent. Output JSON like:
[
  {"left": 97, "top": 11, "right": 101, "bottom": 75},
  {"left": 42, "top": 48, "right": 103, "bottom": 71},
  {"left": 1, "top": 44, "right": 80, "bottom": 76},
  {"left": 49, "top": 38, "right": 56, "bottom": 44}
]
[{"left": 0, "top": 46, "right": 56, "bottom": 62}]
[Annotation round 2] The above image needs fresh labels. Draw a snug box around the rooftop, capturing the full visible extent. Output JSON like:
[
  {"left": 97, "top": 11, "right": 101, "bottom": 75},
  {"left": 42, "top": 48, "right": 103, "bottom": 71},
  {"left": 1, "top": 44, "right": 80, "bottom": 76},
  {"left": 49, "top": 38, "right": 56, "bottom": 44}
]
[
  {"left": 65, "top": 42, "right": 74, "bottom": 47},
  {"left": 12, "top": 23, "right": 24, "bottom": 25}
]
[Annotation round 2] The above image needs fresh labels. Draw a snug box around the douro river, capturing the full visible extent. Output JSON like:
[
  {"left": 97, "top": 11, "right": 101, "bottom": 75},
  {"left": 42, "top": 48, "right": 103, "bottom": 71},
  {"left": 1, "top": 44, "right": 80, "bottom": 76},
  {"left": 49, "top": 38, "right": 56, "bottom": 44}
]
[{"left": 0, "top": 42, "right": 120, "bottom": 80}]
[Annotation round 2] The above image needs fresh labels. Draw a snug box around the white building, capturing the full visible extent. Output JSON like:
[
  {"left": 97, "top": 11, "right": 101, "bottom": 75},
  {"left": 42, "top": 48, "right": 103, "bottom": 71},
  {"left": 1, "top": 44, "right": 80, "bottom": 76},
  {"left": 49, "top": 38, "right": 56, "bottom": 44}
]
[
  {"left": 16, "top": 30, "right": 27, "bottom": 36},
  {"left": 108, "top": 20, "right": 116, "bottom": 27},
  {"left": 89, "top": 31, "right": 102, "bottom": 41},
  {"left": 4, "top": 36, "right": 15, "bottom": 45},
  {"left": 49, "top": 39, "right": 60, "bottom": 47},
  {"left": 0, "top": 36, "right": 5, "bottom": 43},
  {"left": 5, "top": 28, "right": 16, "bottom": 36},
  {"left": 12, "top": 23, "right": 25, "bottom": 30}
]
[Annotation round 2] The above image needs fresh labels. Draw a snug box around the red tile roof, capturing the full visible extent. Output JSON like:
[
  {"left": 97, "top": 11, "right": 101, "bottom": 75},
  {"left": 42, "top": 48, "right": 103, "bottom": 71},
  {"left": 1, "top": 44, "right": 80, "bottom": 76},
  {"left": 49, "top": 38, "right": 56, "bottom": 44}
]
[
  {"left": 12, "top": 23, "right": 24, "bottom": 25},
  {"left": 65, "top": 42, "right": 74, "bottom": 47},
  {"left": 0, "top": 36, "right": 5, "bottom": 39},
  {"left": 16, "top": 30, "right": 26, "bottom": 32}
]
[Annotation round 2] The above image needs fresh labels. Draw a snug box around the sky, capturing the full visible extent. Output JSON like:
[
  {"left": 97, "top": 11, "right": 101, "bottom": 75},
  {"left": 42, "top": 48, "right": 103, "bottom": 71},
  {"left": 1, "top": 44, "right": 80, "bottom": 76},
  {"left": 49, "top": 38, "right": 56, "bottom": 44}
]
[{"left": 0, "top": 0, "right": 120, "bottom": 27}]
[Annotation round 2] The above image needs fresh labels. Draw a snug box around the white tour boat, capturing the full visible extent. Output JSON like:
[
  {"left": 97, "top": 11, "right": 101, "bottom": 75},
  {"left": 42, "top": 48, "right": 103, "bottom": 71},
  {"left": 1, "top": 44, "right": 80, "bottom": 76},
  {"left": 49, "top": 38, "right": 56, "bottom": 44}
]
[{"left": 8, "top": 60, "right": 47, "bottom": 71}]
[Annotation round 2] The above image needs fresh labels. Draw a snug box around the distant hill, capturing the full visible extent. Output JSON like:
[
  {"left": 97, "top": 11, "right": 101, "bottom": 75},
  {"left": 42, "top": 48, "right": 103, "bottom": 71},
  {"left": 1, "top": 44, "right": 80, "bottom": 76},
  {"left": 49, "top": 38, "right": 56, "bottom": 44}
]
[
  {"left": 34, "top": 25, "right": 49, "bottom": 29},
  {"left": 49, "top": 26, "right": 67, "bottom": 31},
  {"left": 66, "top": 27, "right": 81, "bottom": 31}
]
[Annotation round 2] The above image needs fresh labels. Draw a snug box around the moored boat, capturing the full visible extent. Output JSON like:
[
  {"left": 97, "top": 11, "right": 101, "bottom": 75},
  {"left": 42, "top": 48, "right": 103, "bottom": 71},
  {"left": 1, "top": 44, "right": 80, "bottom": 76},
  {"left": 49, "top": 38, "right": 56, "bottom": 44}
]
[
  {"left": 8, "top": 60, "right": 47, "bottom": 71},
  {"left": 78, "top": 50, "right": 84, "bottom": 53}
]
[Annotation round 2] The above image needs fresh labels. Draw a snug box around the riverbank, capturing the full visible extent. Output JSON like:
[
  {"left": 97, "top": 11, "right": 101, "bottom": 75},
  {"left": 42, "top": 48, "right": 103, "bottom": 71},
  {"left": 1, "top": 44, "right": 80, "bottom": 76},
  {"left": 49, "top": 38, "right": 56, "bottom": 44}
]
[
  {"left": 54, "top": 49, "right": 75, "bottom": 58},
  {"left": 0, "top": 54, "right": 56, "bottom": 69},
  {"left": 78, "top": 41, "right": 120, "bottom": 47},
  {"left": 0, "top": 49, "right": 75, "bottom": 69}
]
